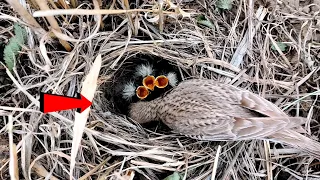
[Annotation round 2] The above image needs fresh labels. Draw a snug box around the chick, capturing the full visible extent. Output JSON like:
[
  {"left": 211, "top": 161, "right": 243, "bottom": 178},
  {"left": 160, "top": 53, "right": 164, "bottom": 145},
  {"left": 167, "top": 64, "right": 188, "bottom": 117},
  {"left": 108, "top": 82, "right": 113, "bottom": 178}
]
[
  {"left": 122, "top": 81, "right": 137, "bottom": 101},
  {"left": 129, "top": 79, "right": 320, "bottom": 158},
  {"left": 155, "top": 75, "right": 169, "bottom": 89},
  {"left": 136, "top": 86, "right": 149, "bottom": 100},
  {"left": 147, "top": 72, "right": 178, "bottom": 99},
  {"left": 166, "top": 72, "right": 178, "bottom": 87},
  {"left": 107, "top": 54, "right": 182, "bottom": 115},
  {"left": 133, "top": 63, "right": 180, "bottom": 100},
  {"left": 135, "top": 64, "right": 154, "bottom": 78},
  {"left": 143, "top": 75, "right": 156, "bottom": 91}
]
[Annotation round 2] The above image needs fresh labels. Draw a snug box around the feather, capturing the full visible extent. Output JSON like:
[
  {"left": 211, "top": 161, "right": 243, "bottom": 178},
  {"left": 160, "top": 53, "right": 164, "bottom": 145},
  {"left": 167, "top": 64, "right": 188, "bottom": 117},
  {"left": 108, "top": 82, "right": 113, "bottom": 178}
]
[
  {"left": 167, "top": 72, "right": 178, "bottom": 87},
  {"left": 240, "top": 91, "right": 287, "bottom": 117},
  {"left": 272, "top": 130, "right": 320, "bottom": 158},
  {"left": 122, "top": 82, "right": 136, "bottom": 100},
  {"left": 129, "top": 79, "right": 320, "bottom": 158},
  {"left": 135, "top": 64, "right": 153, "bottom": 77}
]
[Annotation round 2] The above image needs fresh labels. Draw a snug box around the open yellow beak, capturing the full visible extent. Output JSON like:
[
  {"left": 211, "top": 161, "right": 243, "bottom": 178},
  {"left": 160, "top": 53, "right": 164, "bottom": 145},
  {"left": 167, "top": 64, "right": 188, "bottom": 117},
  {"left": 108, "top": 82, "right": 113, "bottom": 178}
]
[
  {"left": 142, "top": 75, "right": 156, "bottom": 91},
  {"left": 136, "top": 86, "right": 149, "bottom": 100},
  {"left": 155, "top": 75, "right": 169, "bottom": 88}
]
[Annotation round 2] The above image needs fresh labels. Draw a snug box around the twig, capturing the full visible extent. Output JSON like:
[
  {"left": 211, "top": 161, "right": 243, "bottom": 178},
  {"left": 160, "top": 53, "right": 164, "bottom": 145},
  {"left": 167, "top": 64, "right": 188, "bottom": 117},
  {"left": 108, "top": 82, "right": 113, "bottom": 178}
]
[
  {"left": 33, "top": 9, "right": 175, "bottom": 17},
  {"left": 8, "top": 114, "right": 19, "bottom": 180},
  {"left": 5, "top": 0, "right": 46, "bottom": 35},
  {"left": 34, "top": 0, "right": 72, "bottom": 51},
  {"left": 221, "top": 142, "right": 245, "bottom": 180},
  {"left": 211, "top": 145, "right": 221, "bottom": 180},
  {"left": 230, "top": 7, "right": 267, "bottom": 68}
]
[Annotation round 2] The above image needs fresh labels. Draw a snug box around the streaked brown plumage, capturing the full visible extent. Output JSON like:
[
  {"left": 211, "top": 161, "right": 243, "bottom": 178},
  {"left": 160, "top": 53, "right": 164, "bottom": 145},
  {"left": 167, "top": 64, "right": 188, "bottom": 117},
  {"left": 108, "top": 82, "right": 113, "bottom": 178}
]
[{"left": 129, "top": 79, "right": 320, "bottom": 158}]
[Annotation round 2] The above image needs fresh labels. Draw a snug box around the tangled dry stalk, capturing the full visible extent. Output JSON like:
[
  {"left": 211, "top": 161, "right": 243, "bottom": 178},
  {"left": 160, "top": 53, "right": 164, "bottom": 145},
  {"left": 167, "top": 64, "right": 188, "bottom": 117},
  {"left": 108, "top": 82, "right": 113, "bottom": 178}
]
[{"left": 0, "top": 0, "right": 320, "bottom": 179}]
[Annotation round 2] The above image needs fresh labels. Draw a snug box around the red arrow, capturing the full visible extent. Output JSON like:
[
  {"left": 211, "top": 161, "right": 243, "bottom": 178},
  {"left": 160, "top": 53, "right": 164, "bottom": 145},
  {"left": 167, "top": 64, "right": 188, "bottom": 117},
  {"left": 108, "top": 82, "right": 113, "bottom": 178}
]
[{"left": 40, "top": 92, "right": 92, "bottom": 113}]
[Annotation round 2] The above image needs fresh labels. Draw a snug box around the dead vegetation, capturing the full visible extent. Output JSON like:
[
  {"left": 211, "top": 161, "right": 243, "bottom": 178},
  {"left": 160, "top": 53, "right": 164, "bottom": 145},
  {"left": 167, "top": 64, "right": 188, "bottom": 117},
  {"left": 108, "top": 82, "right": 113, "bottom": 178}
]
[{"left": 0, "top": 0, "right": 320, "bottom": 179}]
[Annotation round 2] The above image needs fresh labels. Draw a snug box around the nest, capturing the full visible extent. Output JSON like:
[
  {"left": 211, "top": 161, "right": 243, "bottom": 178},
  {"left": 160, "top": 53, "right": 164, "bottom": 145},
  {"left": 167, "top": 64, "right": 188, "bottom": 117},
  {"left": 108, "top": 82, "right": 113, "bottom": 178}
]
[{"left": 1, "top": 0, "right": 320, "bottom": 179}]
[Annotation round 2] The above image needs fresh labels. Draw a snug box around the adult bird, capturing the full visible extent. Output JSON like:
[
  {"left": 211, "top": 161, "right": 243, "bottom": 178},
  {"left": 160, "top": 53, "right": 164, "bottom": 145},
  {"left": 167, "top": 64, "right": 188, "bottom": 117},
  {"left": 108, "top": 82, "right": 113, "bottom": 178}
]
[{"left": 129, "top": 79, "right": 320, "bottom": 158}]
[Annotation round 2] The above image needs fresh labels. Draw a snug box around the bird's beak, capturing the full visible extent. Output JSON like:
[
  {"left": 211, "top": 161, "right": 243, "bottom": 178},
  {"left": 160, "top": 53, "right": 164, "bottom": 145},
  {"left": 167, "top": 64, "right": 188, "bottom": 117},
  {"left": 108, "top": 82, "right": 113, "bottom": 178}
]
[
  {"left": 136, "top": 86, "right": 149, "bottom": 99},
  {"left": 143, "top": 75, "right": 156, "bottom": 91},
  {"left": 155, "top": 75, "right": 169, "bottom": 88}
]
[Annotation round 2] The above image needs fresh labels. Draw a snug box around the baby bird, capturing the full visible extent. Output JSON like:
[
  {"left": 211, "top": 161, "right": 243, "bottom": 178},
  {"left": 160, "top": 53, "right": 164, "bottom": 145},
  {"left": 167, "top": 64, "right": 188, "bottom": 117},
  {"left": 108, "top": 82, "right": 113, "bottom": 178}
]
[
  {"left": 129, "top": 79, "right": 320, "bottom": 158},
  {"left": 107, "top": 55, "right": 181, "bottom": 115},
  {"left": 121, "top": 63, "right": 179, "bottom": 101}
]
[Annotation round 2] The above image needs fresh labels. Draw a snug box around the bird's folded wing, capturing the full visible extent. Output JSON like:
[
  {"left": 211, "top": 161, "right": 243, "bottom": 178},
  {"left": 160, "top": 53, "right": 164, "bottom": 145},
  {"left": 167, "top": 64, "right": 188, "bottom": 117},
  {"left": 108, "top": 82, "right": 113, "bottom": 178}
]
[
  {"left": 240, "top": 91, "right": 288, "bottom": 117},
  {"left": 231, "top": 117, "right": 305, "bottom": 140},
  {"left": 178, "top": 116, "right": 306, "bottom": 141}
]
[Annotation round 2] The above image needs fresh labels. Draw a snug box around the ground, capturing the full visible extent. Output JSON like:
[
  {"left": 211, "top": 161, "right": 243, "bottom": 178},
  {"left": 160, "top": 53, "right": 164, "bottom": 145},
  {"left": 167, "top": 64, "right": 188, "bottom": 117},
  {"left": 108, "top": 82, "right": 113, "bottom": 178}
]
[{"left": 0, "top": 0, "right": 320, "bottom": 179}]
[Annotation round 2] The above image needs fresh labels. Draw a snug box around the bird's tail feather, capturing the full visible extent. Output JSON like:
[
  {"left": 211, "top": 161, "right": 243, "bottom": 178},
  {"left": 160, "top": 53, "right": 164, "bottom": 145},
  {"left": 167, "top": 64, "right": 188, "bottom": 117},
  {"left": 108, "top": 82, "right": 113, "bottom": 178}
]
[{"left": 271, "top": 129, "right": 320, "bottom": 158}]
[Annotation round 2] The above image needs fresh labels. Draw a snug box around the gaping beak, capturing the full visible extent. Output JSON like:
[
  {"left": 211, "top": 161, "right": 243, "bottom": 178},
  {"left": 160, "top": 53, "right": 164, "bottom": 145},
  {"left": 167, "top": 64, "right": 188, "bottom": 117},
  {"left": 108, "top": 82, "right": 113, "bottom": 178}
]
[
  {"left": 155, "top": 75, "right": 169, "bottom": 88},
  {"left": 136, "top": 86, "right": 149, "bottom": 100},
  {"left": 142, "top": 75, "right": 156, "bottom": 91}
]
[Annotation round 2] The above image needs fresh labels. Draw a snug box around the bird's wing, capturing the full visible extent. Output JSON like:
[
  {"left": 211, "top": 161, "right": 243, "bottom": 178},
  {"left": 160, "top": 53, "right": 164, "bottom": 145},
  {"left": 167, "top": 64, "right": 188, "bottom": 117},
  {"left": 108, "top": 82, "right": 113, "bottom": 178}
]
[
  {"left": 173, "top": 115, "right": 305, "bottom": 141},
  {"left": 239, "top": 90, "right": 288, "bottom": 117},
  {"left": 169, "top": 113, "right": 238, "bottom": 141},
  {"left": 160, "top": 79, "right": 307, "bottom": 141},
  {"left": 181, "top": 79, "right": 290, "bottom": 117},
  {"left": 231, "top": 116, "right": 306, "bottom": 140}
]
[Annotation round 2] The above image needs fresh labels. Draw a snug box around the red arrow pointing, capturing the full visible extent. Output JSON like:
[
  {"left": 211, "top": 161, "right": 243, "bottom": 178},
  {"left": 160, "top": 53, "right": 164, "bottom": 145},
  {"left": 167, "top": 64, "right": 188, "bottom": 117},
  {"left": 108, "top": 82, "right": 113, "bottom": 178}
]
[{"left": 40, "top": 92, "right": 92, "bottom": 113}]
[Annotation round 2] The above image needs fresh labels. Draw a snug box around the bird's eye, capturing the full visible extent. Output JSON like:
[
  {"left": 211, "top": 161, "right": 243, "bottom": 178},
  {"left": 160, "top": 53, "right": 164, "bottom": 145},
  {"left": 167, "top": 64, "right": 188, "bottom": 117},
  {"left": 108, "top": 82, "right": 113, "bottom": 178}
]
[
  {"left": 143, "top": 76, "right": 156, "bottom": 91},
  {"left": 136, "top": 86, "right": 149, "bottom": 99},
  {"left": 155, "top": 75, "right": 169, "bottom": 88}
]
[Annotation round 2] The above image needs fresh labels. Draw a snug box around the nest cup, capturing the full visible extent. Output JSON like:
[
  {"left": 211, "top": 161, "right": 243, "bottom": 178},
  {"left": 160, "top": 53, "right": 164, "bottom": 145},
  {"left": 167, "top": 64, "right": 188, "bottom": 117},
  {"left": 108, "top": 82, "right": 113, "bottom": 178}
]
[
  {"left": 103, "top": 53, "right": 183, "bottom": 116},
  {"left": 98, "top": 52, "right": 205, "bottom": 179}
]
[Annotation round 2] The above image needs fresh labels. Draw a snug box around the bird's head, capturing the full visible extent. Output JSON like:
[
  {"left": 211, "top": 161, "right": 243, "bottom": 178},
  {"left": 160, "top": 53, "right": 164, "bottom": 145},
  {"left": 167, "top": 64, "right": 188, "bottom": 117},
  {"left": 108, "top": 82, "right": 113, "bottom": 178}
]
[
  {"left": 155, "top": 75, "right": 169, "bottom": 88},
  {"left": 129, "top": 101, "right": 158, "bottom": 123},
  {"left": 136, "top": 86, "right": 149, "bottom": 100},
  {"left": 142, "top": 75, "right": 156, "bottom": 91},
  {"left": 135, "top": 64, "right": 154, "bottom": 78}
]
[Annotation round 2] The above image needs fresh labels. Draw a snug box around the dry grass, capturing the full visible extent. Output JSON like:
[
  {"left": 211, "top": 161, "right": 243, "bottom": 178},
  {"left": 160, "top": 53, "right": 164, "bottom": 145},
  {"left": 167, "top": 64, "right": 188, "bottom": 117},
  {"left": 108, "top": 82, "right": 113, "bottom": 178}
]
[{"left": 0, "top": 0, "right": 320, "bottom": 179}]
